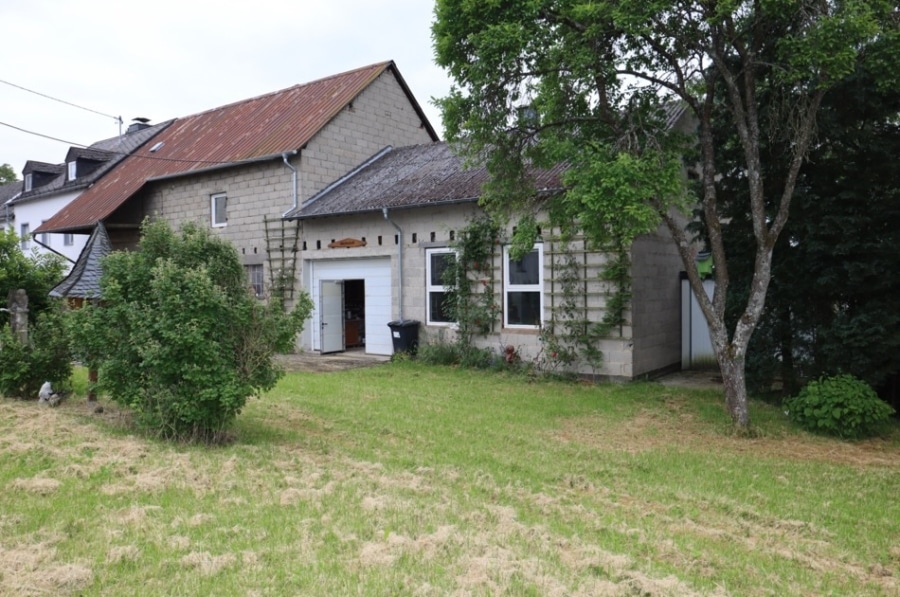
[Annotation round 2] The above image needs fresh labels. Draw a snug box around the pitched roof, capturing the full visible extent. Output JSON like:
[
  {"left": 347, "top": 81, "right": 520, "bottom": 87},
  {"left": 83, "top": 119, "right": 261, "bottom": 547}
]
[
  {"left": 38, "top": 61, "right": 436, "bottom": 234},
  {"left": 285, "top": 142, "right": 566, "bottom": 220},
  {"left": 11, "top": 121, "right": 173, "bottom": 205},
  {"left": 0, "top": 181, "right": 23, "bottom": 224},
  {"left": 48, "top": 222, "right": 112, "bottom": 299},
  {"left": 0, "top": 180, "right": 23, "bottom": 205}
]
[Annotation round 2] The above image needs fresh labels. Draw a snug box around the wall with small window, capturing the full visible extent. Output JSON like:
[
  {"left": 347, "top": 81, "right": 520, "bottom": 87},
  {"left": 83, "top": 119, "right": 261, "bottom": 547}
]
[
  {"left": 296, "top": 201, "right": 683, "bottom": 379},
  {"left": 10, "top": 188, "right": 86, "bottom": 268},
  {"left": 139, "top": 68, "right": 435, "bottom": 316}
]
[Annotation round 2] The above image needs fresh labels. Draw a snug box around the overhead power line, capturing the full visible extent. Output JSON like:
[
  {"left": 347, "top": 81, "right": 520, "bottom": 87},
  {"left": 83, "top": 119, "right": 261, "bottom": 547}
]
[
  {"left": 0, "top": 119, "right": 240, "bottom": 166},
  {"left": 0, "top": 119, "right": 88, "bottom": 148},
  {"left": 0, "top": 78, "right": 121, "bottom": 122}
]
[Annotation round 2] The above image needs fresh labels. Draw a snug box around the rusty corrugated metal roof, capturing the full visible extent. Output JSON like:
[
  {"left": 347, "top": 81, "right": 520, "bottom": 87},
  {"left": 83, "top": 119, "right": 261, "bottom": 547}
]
[
  {"left": 287, "top": 142, "right": 566, "bottom": 220},
  {"left": 38, "top": 61, "right": 421, "bottom": 234}
]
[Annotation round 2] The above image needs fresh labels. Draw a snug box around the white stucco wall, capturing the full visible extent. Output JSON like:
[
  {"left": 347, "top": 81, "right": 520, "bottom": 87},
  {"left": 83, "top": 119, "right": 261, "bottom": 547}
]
[{"left": 13, "top": 189, "right": 87, "bottom": 269}]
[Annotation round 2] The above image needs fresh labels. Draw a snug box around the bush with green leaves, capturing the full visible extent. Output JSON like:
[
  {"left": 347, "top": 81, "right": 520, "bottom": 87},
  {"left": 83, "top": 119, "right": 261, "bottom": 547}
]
[
  {"left": 0, "top": 307, "right": 72, "bottom": 399},
  {"left": 0, "top": 228, "right": 66, "bottom": 323},
  {"left": 68, "top": 220, "right": 312, "bottom": 441},
  {"left": 0, "top": 227, "right": 69, "bottom": 399},
  {"left": 785, "top": 374, "right": 895, "bottom": 438}
]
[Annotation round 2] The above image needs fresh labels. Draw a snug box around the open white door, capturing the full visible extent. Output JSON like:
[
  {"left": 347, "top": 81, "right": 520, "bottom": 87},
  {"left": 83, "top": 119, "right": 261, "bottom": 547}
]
[{"left": 320, "top": 280, "right": 345, "bottom": 354}]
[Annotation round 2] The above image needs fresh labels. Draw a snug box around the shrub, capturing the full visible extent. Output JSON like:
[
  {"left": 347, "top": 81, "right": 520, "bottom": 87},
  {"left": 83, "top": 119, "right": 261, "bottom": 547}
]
[
  {"left": 785, "top": 374, "right": 895, "bottom": 438},
  {"left": 0, "top": 228, "right": 66, "bottom": 323},
  {"left": 0, "top": 307, "right": 72, "bottom": 399},
  {"left": 67, "top": 220, "right": 313, "bottom": 441}
]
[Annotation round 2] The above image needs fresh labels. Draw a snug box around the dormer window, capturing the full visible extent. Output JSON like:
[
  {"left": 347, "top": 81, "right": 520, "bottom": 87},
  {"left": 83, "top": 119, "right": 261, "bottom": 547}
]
[
  {"left": 24, "top": 173, "right": 32, "bottom": 192},
  {"left": 68, "top": 161, "right": 77, "bottom": 181}
]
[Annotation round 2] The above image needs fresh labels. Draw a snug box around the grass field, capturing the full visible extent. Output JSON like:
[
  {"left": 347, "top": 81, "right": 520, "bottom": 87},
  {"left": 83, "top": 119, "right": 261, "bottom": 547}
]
[{"left": 1, "top": 362, "right": 898, "bottom": 595}]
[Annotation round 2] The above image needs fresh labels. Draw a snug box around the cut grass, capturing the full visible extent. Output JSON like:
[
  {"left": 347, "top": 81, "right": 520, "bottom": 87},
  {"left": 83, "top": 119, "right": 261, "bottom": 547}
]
[{"left": 1, "top": 361, "right": 898, "bottom": 595}]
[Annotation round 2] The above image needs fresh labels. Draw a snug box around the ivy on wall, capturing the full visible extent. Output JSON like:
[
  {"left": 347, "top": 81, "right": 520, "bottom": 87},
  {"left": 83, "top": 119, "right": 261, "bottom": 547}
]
[
  {"left": 442, "top": 216, "right": 501, "bottom": 350},
  {"left": 436, "top": 215, "right": 632, "bottom": 375}
]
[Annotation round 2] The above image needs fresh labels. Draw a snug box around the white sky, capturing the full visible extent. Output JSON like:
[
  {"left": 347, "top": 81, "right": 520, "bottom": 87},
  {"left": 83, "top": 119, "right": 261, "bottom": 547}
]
[{"left": 0, "top": 0, "right": 453, "bottom": 175}]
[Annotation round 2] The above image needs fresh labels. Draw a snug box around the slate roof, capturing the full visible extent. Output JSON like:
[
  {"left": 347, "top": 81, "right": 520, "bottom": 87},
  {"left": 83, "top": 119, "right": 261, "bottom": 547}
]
[
  {"left": 12, "top": 121, "right": 173, "bottom": 205},
  {"left": 0, "top": 181, "right": 23, "bottom": 224},
  {"left": 49, "top": 222, "right": 112, "bottom": 299},
  {"left": 21, "top": 161, "right": 65, "bottom": 176},
  {"left": 37, "top": 61, "right": 437, "bottom": 235},
  {"left": 285, "top": 142, "right": 566, "bottom": 220},
  {"left": 0, "top": 180, "right": 23, "bottom": 205}
]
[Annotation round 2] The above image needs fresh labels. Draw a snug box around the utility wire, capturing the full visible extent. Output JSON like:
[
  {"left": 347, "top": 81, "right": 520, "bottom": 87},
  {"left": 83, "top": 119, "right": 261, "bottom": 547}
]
[
  {"left": 0, "top": 78, "right": 121, "bottom": 122},
  {"left": 0, "top": 119, "right": 88, "bottom": 148},
  {"left": 0, "top": 119, "right": 246, "bottom": 166}
]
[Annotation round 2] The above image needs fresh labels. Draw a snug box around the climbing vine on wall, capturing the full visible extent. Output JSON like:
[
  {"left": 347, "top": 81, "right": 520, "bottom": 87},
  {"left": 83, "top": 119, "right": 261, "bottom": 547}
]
[
  {"left": 437, "top": 214, "right": 633, "bottom": 376},
  {"left": 441, "top": 216, "right": 502, "bottom": 350},
  {"left": 539, "top": 227, "right": 632, "bottom": 376}
]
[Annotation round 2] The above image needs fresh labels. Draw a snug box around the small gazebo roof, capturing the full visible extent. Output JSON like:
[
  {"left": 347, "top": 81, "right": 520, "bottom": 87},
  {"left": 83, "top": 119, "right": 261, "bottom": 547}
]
[{"left": 49, "top": 223, "right": 111, "bottom": 299}]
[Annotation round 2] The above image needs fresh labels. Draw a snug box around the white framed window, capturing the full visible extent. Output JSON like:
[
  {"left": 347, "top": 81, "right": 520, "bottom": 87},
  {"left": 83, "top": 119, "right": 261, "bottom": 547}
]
[
  {"left": 503, "top": 244, "right": 543, "bottom": 328},
  {"left": 245, "top": 264, "right": 264, "bottom": 298},
  {"left": 426, "top": 248, "right": 456, "bottom": 324},
  {"left": 24, "top": 173, "right": 32, "bottom": 192},
  {"left": 40, "top": 221, "right": 49, "bottom": 246},
  {"left": 20, "top": 223, "right": 30, "bottom": 250},
  {"left": 64, "top": 233, "right": 74, "bottom": 246},
  {"left": 68, "top": 161, "right": 77, "bottom": 181},
  {"left": 211, "top": 193, "right": 227, "bottom": 227}
]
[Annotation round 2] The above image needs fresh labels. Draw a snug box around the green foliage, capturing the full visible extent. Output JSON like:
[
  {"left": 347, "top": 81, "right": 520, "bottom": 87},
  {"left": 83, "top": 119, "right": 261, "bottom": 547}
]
[
  {"left": 0, "top": 163, "right": 17, "bottom": 184},
  {"left": 0, "top": 307, "right": 72, "bottom": 398},
  {"left": 442, "top": 216, "right": 502, "bottom": 349},
  {"left": 0, "top": 228, "right": 69, "bottom": 399},
  {"left": 538, "top": 237, "right": 604, "bottom": 375},
  {"left": 714, "top": 17, "right": 900, "bottom": 397},
  {"left": 433, "top": 0, "right": 896, "bottom": 430},
  {"left": 785, "top": 375, "right": 895, "bottom": 438},
  {"left": 0, "top": 228, "right": 66, "bottom": 322},
  {"left": 67, "top": 220, "right": 312, "bottom": 441}
]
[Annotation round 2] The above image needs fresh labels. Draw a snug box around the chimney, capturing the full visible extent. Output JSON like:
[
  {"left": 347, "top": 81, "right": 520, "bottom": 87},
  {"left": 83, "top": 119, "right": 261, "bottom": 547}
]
[{"left": 126, "top": 117, "right": 152, "bottom": 134}]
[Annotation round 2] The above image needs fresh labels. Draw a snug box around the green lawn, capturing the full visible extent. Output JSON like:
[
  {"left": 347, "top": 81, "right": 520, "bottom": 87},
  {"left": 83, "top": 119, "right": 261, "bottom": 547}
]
[{"left": 1, "top": 362, "right": 898, "bottom": 595}]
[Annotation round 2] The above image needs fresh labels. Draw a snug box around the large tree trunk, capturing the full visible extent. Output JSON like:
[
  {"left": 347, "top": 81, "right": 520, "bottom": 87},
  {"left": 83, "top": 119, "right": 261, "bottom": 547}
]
[{"left": 719, "top": 353, "right": 750, "bottom": 428}]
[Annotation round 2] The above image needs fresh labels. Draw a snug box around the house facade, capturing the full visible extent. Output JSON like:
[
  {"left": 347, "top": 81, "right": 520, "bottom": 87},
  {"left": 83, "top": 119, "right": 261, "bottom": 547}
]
[
  {"left": 36, "top": 62, "right": 437, "bottom": 301},
  {"left": 286, "top": 143, "right": 683, "bottom": 379}
]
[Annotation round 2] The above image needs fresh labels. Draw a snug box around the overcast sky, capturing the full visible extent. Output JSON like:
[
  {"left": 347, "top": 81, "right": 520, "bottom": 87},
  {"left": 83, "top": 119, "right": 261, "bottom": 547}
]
[{"left": 0, "top": 0, "right": 453, "bottom": 175}]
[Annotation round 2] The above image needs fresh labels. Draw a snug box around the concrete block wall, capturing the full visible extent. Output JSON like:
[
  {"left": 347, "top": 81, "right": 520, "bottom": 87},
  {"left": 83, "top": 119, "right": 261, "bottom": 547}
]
[
  {"left": 629, "top": 226, "right": 683, "bottom": 377},
  {"left": 300, "top": 70, "right": 436, "bottom": 200},
  {"left": 301, "top": 203, "right": 643, "bottom": 378},
  {"left": 138, "top": 69, "right": 434, "bottom": 306}
]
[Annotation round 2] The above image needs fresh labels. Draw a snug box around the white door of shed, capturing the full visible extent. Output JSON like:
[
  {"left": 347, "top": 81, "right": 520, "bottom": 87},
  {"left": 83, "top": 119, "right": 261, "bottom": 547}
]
[
  {"left": 319, "top": 280, "right": 345, "bottom": 354},
  {"left": 309, "top": 258, "right": 393, "bottom": 355}
]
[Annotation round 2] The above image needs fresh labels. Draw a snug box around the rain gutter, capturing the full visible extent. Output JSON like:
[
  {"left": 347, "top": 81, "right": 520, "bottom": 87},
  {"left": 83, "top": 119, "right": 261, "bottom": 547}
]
[
  {"left": 281, "top": 150, "right": 300, "bottom": 216},
  {"left": 382, "top": 207, "right": 404, "bottom": 321}
]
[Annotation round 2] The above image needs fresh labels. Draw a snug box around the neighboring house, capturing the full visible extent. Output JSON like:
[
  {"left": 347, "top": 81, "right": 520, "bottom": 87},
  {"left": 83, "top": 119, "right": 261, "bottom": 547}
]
[
  {"left": 9, "top": 120, "right": 171, "bottom": 266},
  {"left": 36, "top": 62, "right": 438, "bottom": 303},
  {"left": 284, "top": 142, "right": 684, "bottom": 379},
  {"left": 0, "top": 180, "right": 23, "bottom": 230}
]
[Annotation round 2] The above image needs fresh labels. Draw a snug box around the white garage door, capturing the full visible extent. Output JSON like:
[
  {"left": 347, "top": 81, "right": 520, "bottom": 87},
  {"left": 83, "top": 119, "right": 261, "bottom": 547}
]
[{"left": 308, "top": 258, "right": 393, "bottom": 355}]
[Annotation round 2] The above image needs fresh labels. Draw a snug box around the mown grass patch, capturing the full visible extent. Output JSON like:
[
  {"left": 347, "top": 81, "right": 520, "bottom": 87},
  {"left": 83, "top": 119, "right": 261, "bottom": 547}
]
[{"left": 1, "top": 361, "right": 897, "bottom": 595}]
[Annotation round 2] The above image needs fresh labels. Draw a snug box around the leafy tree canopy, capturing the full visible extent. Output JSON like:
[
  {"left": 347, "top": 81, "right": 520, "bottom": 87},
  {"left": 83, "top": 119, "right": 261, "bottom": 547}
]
[
  {"left": 715, "top": 34, "right": 900, "bottom": 397},
  {"left": 0, "top": 163, "right": 17, "bottom": 185},
  {"left": 433, "top": 0, "right": 898, "bottom": 429}
]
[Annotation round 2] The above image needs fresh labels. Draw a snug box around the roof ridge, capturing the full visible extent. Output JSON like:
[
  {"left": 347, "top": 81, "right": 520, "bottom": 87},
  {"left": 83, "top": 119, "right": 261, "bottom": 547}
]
[{"left": 177, "top": 61, "right": 393, "bottom": 121}]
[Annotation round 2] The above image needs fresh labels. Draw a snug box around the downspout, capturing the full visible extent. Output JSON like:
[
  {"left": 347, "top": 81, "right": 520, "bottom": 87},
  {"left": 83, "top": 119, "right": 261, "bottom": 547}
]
[
  {"left": 382, "top": 207, "right": 404, "bottom": 321},
  {"left": 281, "top": 150, "right": 300, "bottom": 216},
  {"left": 33, "top": 235, "right": 76, "bottom": 265}
]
